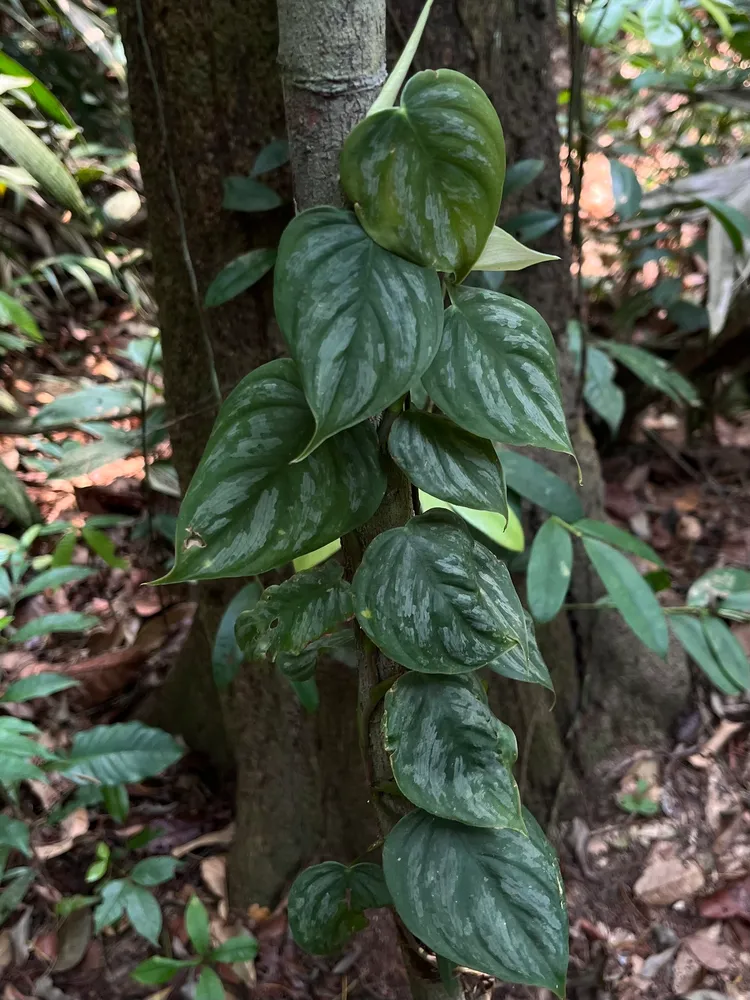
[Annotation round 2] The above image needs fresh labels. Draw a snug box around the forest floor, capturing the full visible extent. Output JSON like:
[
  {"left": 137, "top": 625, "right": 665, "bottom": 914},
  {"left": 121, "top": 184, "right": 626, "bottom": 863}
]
[{"left": 3, "top": 303, "right": 750, "bottom": 1000}]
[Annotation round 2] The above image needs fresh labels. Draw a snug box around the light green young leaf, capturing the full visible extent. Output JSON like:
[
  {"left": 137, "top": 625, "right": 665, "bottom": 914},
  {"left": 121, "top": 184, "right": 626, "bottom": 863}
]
[
  {"left": 418, "top": 492, "right": 524, "bottom": 554},
  {"left": 580, "top": 0, "right": 633, "bottom": 45},
  {"left": 196, "top": 967, "right": 225, "bottom": 1000},
  {"left": 1, "top": 673, "right": 79, "bottom": 703},
  {"left": 81, "top": 525, "right": 126, "bottom": 569},
  {"left": 527, "top": 520, "right": 573, "bottom": 623},
  {"left": 368, "top": 0, "right": 434, "bottom": 115},
  {"left": 472, "top": 227, "right": 558, "bottom": 272},
  {"left": 102, "top": 785, "right": 129, "bottom": 824},
  {"left": 0, "top": 290, "right": 42, "bottom": 342},
  {"left": 293, "top": 539, "right": 341, "bottom": 573},
  {"left": 185, "top": 894, "right": 211, "bottom": 956},
  {"left": 131, "top": 956, "right": 198, "bottom": 986},
  {"left": 642, "top": 0, "right": 684, "bottom": 58},
  {"left": 0, "top": 51, "right": 75, "bottom": 127}
]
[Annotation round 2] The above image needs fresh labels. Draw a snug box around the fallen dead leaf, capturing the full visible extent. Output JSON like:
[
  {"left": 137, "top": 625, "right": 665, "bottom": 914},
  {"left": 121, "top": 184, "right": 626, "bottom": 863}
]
[
  {"left": 0, "top": 930, "right": 12, "bottom": 971},
  {"left": 248, "top": 904, "right": 271, "bottom": 923},
  {"left": 701, "top": 874, "right": 750, "bottom": 921},
  {"left": 10, "top": 909, "right": 32, "bottom": 966},
  {"left": 173, "top": 822, "right": 234, "bottom": 859},
  {"left": 200, "top": 856, "right": 227, "bottom": 903},
  {"left": 685, "top": 933, "right": 735, "bottom": 973},
  {"left": 634, "top": 844, "right": 705, "bottom": 906},
  {"left": 672, "top": 943, "right": 704, "bottom": 994},
  {"left": 31, "top": 930, "right": 57, "bottom": 964},
  {"left": 53, "top": 909, "right": 92, "bottom": 973},
  {"left": 3, "top": 986, "right": 28, "bottom": 1000},
  {"left": 133, "top": 602, "right": 196, "bottom": 654},
  {"left": 34, "top": 808, "right": 89, "bottom": 861},
  {"left": 689, "top": 720, "right": 745, "bottom": 769}
]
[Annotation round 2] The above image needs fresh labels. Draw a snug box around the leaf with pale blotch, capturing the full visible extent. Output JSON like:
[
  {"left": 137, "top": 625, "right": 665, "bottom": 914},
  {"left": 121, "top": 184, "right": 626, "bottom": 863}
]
[
  {"left": 353, "top": 509, "right": 523, "bottom": 675},
  {"left": 389, "top": 411, "right": 507, "bottom": 514},
  {"left": 472, "top": 226, "right": 558, "bottom": 272},
  {"left": 383, "top": 809, "right": 568, "bottom": 995},
  {"left": 341, "top": 70, "right": 505, "bottom": 280},
  {"left": 418, "top": 492, "right": 524, "bottom": 553},
  {"left": 161, "top": 359, "right": 386, "bottom": 582},
  {"left": 527, "top": 520, "right": 573, "bottom": 623},
  {"left": 423, "top": 285, "right": 572, "bottom": 455},
  {"left": 274, "top": 208, "right": 443, "bottom": 455},
  {"left": 383, "top": 672, "right": 524, "bottom": 830}
]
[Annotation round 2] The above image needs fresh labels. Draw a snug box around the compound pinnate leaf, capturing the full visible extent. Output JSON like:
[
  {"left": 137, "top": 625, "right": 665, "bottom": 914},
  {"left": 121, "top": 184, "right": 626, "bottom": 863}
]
[
  {"left": 383, "top": 809, "right": 568, "bottom": 995},
  {"left": 352, "top": 510, "right": 523, "bottom": 674},
  {"left": 288, "top": 862, "right": 390, "bottom": 955},
  {"left": 274, "top": 208, "right": 443, "bottom": 454},
  {"left": 235, "top": 562, "right": 352, "bottom": 662},
  {"left": 389, "top": 411, "right": 507, "bottom": 515},
  {"left": 423, "top": 286, "right": 572, "bottom": 455},
  {"left": 341, "top": 69, "right": 505, "bottom": 280},
  {"left": 163, "top": 359, "right": 386, "bottom": 583},
  {"left": 527, "top": 520, "right": 573, "bottom": 623},
  {"left": 383, "top": 672, "right": 523, "bottom": 830},
  {"left": 58, "top": 722, "right": 183, "bottom": 785}
]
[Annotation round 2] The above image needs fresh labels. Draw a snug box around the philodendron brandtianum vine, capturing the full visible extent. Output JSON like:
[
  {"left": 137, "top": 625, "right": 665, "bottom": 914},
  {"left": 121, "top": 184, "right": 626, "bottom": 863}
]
[{"left": 162, "top": 21, "right": 571, "bottom": 997}]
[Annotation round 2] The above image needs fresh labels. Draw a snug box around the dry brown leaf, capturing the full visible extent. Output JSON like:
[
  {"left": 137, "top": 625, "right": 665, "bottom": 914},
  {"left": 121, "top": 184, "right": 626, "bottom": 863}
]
[
  {"left": 31, "top": 930, "right": 57, "bottom": 964},
  {"left": 634, "top": 844, "right": 705, "bottom": 906},
  {"left": 672, "top": 944, "right": 704, "bottom": 994},
  {"left": 3, "top": 986, "right": 28, "bottom": 1000},
  {"left": 34, "top": 809, "right": 89, "bottom": 861},
  {"left": 689, "top": 720, "right": 745, "bottom": 769},
  {"left": 172, "top": 822, "right": 234, "bottom": 859},
  {"left": 685, "top": 934, "right": 735, "bottom": 973},
  {"left": 200, "top": 856, "right": 227, "bottom": 902},
  {"left": 53, "top": 910, "right": 92, "bottom": 973},
  {"left": 700, "top": 874, "right": 750, "bottom": 921},
  {"left": 0, "top": 930, "right": 12, "bottom": 971},
  {"left": 133, "top": 603, "right": 196, "bottom": 654}
]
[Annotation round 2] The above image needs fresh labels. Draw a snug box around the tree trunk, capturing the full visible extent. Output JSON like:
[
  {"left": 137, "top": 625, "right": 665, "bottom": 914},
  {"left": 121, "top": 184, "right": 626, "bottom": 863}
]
[{"left": 119, "top": 0, "right": 375, "bottom": 906}]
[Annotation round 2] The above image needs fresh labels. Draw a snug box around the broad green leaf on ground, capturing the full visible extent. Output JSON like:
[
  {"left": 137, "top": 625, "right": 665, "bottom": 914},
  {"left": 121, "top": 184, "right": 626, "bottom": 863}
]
[
  {"left": 642, "top": 0, "right": 684, "bottom": 58},
  {"left": 131, "top": 956, "right": 198, "bottom": 986},
  {"left": 293, "top": 539, "right": 341, "bottom": 573},
  {"left": 609, "top": 160, "right": 642, "bottom": 219},
  {"left": 1, "top": 673, "right": 78, "bottom": 703},
  {"left": 11, "top": 612, "right": 99, "bottom": 643},
  {"left": 527, "top": 520, "right": 573, "bottom": 623},
  {"left": 0, "top": 290, "right": 42, "bottom": 341},
  {"left": 669, "top": 616, "right": 745, "bottom": 694},
  {"left": 502, "top": 159, "right": 544, "bottom": 198},
  {"left": 471, "top": 227, "right": 557, "bottom": 272},
  {"left": 383, "top": 672, "right": 524, "bottom": 830},
  {"left": 222, "top": 176, "right": 282, "bottom": 212},
  {"left": 352, "top": 510, "right": 522, "bottom": 674},
  {"left": 0, "top": 815, "right": 30, "bottom": 855},
  {"left": 18, "top": 565, "right": 94, "bottom": 599},
  {"left": 580, "top": 0, "right": 632, "bottom": 44},
  {"left": 0, "top": 869, "right": 35, "bottom": 927},
  {"left": 0, "top": 51, "right": 74, "bottom": 127},
  {"left": 500, "top": 451, "right": 583, "bottom": 522},
  {"left": 51, "top": 434, "right": 137, "bottom": 480},
  {"left": 212, "top": 581, "right": 262, "bottom": 689},
  {"left": 58, "top": 722, "right": 183, "bottom": 785},
  {"left": 123, "top": 882, "right": 162, "bottom": 945},
  {"left": 582, "top": 537, "right": 668, "bottom": 656},
  {"left": 341, "top": 69, "right": 505, "bottom": 280},
  {"left": 252, "top": 138, "right": 289, "bottom": 176},
  {"left": 423, "top": 286, "right": 572, "bottom": 455},
  {"left": 235, "top": 562, "right": 352, "bottom": 662},
  {"left": 389, "top": 411, "right": 507, "bottom": 514},
  {"left": 597, "top": 341, "right": 699, "bottom": 407},
  {"left": 161, "top": 359, "right": 386, "bottom": 582},
  {"left": 81, "top": 525, "right": 126, "bottom": 569},
  {"left": 288, "top": 862, "right": 390, "bottom": 955},
  {"left": 418, "top": 492, "right": 523, "bottom": 553},
  {"left": 274, "top": 207, "right": 443, "bottom": 454},
  {"left": 0, "top": 460, "right": 41, "bottom": 527},
  {"left": 33, "top": 383, "right": 144, "bottom": 428},
  {"left": 0, "top": 103, "right": 87, "bottom": 217},
  {"left": 210, "top": 934, "right": 259, "bottom": 963},
  {"left": 383, "top": 810, "right": 568, "bottom": 995},
  {"left": 204, "top": 249, "right": 276, "bottom": 307},
  {"left": 130, "top": 857, "right": 179, "bottom": 888},
  {"left": 574, "top": 518, "right": 664, "bottom": 566},
  {"left": 703, "top": 617, "right": 750, "bottom": 692},
  {"left": 185, "top": 894, "right": 211, "bottom": 955},
  {"left": 93, "top": 879, "right": 128, "bottom": 933},
  {"left": 196, "top": 967, "right": 224, "bottom": 1000}
]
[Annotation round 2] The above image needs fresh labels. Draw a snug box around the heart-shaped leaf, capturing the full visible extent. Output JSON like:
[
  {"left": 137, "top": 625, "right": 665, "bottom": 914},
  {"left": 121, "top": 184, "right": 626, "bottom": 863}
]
[
  {"left": 389, "top": 411, "right": 507, "bottom": 514},
  {"left": 341, "top": 69, "right": 505, "bottom": 280},
  {"left": 162, "top": 359, "right": 386, "bottom": 582},
  {"left": 383, "top": 809, "right": 568, "bottom": 995},
  {"left": 352, "top": 509, "right": 523, "bottom": 674},
  {"left": 383, "top": 672, "right": 524, "bottom": 830},
  {"left": 235, "top": 562, "right": 352, "bottom": 661},
  {"left": 527, "top": 520, "right": 573, "bottom": 623},
  {"left": 274, "top": 208, "right": 443, "bottom": 454},
  {"left": 423, "top": 286, "right": 572, "bottom": 455},
  {"left": 288, "top": 862, "right": 391, "bottom": 955}
]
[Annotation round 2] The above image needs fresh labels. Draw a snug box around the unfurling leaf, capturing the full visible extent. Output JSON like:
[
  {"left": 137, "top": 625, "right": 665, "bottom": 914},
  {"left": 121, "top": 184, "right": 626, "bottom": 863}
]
[{"left": 369, "top": 0, "right": 434, "bottom": 115}]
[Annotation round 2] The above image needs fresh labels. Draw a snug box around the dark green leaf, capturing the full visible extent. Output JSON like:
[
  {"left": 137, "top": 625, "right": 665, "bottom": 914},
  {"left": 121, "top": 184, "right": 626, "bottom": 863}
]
[
  {"left": 102, "top": 785, "right": 129, "bottom": 824},
  {"left": 575, "top": 518, "right": 664, "bottom": 566},
  {"left": 210, "top": 933, "right": 259, "bottom": 963},
  {"left": 341, "top": 69, "right": 505, "bottom": 280},
  {"left": 583, "top": 347, "right": 625, "bottom": 434},
  {"left": 204, "top": 249, "right": 276, "bottom": 308},
  {"left": 51, "top": 531, "right": 77, "bottom": 568},
  {"left": 423, "top": 286, "right": 572, "bottom": 455},
  {"left": 212, "top": 582, "right": 262, "bottom": 689},
  {"left": 288, "top": 861, "right": 390, "bottom": 955},
  {"left": 437, "top": 955, "right": 462, "bottom": 998},
  {"left": 669, "top": 616, "right": 743, "bottom": 695},
  {"left": 81, "top": 525, "right": 126, "bottom": 569},
  {"left": 609, "top": 160, "right": 642, "bottom": 219},
  {"left": 0, "top": 290, "right": 42, "bottom": 341},
  {"left": 487, "top": 612, "right": 554, "bottom": 690},
  {"left": 196, "top": 967, "right": 224, "bottom": 1000},
  {"left": 504, "top": 210, "right": 560, "bottom": 242},
  {"left": 235, "top": 562, "right": 351, "bottom": 662},
  {"left": 527, "top": 520, "right": 573, "bottom": 623},
  {"left": 500, "top": 451, "right": 584, "bottom": 522},
  {"left": 162, "top": 360, "right": 386, "bottom": 583},
  {"left": 222, "top": 176, "right": 282, "bottom": 212},
  {"left": 352, "top": 510, "right": 523, "bottom": 674},
  {"left": 52, "top": 435, "right": 137, "bottom": 480},
  {"left": 131, "top": 857, "right": 179, "bottom": 888},
  {"left": 0, "top": 51, "right": 74, "bottom": 127},
  {"left": 0, "top": 815, "right": 30, "bottom": 856},
  {"left": 389, "top": 411, "right": 507, "bottom": 514},
  {"left": 123, "top": 882, "right": 162, "bottom": 946},
  {"left": 274, "top": 207, "right": 443, "bottom": 453},
  {"left": 252, "top": 138, "right": 289, "bottom": 176},
  {"left": 185, "top": 894, "right": 211, "bottom": 956},
  {"left": 11, "top": 613, "right": 99, "bottom": 643},
  {"left": 18, "top": 565, "right": 94, "bottom": 599},
  {"left": 383, "top": 672, "right": 523, "bottom": 830},
  {"left": 0, "top": 869, "right": 35, "bottom": 927},
  {"left": 94, "top": 879, "right": 128, "bottom": 933},
  {"left": 580, "top": 0, "right": 632, "bottom": 45},
  {"left": 58, "top": 722, "right": 183, "bottom": 785},
  {"left": 288, "top": 676, "right": 320, "bottom": 712},
  {"left": 598, "top": 341, "right": 699, "bottom": 407},
  {"left": 383, "top": 810, "right": 568, "bottom": 995},
  {"left": 503, "top": 159, "right": 544, "bottom": 198},
  {"left": 703, "top": 617, "right": 750, "bottom": 692},
  {"left": 33, "top": 384, "right": 143, "bottom": 428},
  {"left": 1, "top": 673, "right": 79, "bottom": 703},
  {"left": 701, "top": 197, "right": 750, "bottom": 253},
  {"left": 0, "top": 461, "right": 40, "bottom": 527},
  {"left": 582, "top": 537, "right": 668, "bottom": 656},
  {"left": 131, "top": 956, "right": 197, "bottom": 985}
]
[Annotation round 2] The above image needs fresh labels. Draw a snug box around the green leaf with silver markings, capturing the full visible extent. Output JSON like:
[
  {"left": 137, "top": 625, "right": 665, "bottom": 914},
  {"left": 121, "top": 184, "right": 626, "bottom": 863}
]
[
  {"left": 527, "top": 520, "right": 573, "bottom": 623},
  {"left": 161, "top": 359, "right": 386, "bottom": 582},
  {"left": 389, "top": 411, "right": 507, "bottom": 514},
  {"left": 288, "top": 862, "right": 391, "bottom": 955},
  {"left": 341, "top": 70, "right": 505, "bottom": 280},
  {"left": 383, "top": 672, "right": 524, "bottom": 830},
  {"left": 352, "top": 510, "right": 523, "bottom": 674},
  {"left": 487, "top": 611, "right": 553, "bottom": 691},
  {"left": 423, "top": 286, "right": 572, "bottom": 455},
  {"left": 383, "top": 809, "right": 568, "bottom": 995},
  {"left": 274, "top": 208, "right": 443, "bottom": 455}
]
